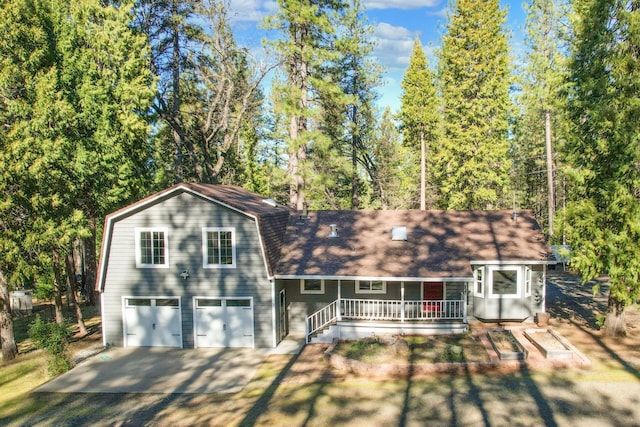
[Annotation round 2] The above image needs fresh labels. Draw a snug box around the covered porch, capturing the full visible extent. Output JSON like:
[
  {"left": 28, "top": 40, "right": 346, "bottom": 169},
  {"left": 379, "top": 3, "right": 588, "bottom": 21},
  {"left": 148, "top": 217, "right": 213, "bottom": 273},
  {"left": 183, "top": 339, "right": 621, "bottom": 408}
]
[{"left": 306, "top": 297, "right": 467, "bottom": 343}]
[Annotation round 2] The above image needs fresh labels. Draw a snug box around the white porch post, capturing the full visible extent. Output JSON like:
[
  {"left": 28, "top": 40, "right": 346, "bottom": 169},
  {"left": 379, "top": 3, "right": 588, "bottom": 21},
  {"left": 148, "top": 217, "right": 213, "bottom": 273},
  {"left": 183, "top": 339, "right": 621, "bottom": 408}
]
[
  {"left": 337, "top": 280, "right": 342, "bottom": 321},
  {"left": 401, "top": 282, "right": 405, "bottom": 322}
]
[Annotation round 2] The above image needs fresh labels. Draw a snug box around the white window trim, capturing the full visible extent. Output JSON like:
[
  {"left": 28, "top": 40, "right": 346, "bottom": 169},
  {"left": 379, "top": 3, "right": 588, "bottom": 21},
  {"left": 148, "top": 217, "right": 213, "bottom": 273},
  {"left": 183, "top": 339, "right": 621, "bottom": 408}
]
[
  {"left": 524, "top": 266, "right": 532, "bottom": 297},
  {"left": 300, "top": 279, "right": 325, "bottom": 294},
  {"left": 355, "top": 280, "right": 387, "bottom": 294},
  {"left": 473, "top": 267, "right": 484, "bottom": 297},
  {"left": 135, "top": 227, "right": 169, "bottom": 268},
  {"left": 202, "top": 227, "right": 236, "bottom": 269},
  {"left": 488, "top": 266, "right": 522, "bottom": 299}
]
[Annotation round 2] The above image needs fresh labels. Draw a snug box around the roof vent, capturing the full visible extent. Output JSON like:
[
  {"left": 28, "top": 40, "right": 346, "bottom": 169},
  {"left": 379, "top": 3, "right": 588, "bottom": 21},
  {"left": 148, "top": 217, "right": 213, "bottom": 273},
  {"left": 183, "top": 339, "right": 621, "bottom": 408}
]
[
  {"left": 391, "top": 226, "right": 407, "bottom": 241},
  {"left": 329, "top": 224, "right": 339, "bottom": 238},
  {"left": 262, "top": 198, "right": 278, "bottom": 207}
]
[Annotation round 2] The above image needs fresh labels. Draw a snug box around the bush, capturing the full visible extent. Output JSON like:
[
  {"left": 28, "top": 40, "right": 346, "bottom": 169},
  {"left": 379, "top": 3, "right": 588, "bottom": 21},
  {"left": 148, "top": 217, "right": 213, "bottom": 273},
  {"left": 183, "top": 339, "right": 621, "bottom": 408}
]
[{"left": 29, "top": 316, "right": 72, "bottom": 375}]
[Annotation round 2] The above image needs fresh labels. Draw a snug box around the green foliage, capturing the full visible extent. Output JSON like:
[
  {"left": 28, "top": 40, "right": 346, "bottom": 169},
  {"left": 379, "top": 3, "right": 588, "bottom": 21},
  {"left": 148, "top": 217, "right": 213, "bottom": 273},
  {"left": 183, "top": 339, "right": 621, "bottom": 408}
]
[
  {"left": 399, "top": 38, "right": 440, "bottom": 209},
  {"left": 561, "top": 0, "right": 640, "bottom": 332},
  {"left": 0, "top": 0, "right": 154, "bottom": 289},
  {"left": 511, "top": 0, "right": 572, "bottom": 237},
  {"left": 28, "top": 316, "right": 72, "bottom": 375},
  {"left": 437, "top": 0, "right": 513, "bottom": 209}
]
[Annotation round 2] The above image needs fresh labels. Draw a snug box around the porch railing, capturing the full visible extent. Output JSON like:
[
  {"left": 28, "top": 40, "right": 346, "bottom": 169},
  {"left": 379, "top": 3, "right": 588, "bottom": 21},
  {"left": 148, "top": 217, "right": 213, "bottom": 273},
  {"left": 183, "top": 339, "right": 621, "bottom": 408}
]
[{"left": 306, "top": 298, "right": 466, "bottom": 342}]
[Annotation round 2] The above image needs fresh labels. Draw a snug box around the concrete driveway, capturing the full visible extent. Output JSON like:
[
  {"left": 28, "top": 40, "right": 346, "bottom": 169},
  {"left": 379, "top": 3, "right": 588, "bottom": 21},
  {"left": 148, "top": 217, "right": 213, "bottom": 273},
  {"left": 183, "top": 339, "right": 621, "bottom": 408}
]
[{"left": 36, "top": 347, "right": 271, "bottom": 394}]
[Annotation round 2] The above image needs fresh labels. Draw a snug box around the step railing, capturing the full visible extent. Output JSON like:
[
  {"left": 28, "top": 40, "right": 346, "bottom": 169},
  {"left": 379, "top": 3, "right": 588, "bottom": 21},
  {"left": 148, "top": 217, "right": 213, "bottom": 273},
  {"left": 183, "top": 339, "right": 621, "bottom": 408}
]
[{"left": 305, "top": 300, "right": 338, "bottom": 343}]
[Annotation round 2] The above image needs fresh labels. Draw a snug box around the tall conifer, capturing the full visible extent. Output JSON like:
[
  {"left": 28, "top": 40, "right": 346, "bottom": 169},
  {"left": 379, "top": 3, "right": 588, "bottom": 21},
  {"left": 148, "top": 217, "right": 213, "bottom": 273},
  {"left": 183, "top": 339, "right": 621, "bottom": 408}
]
[
  {"left": 437, "top": 0, "right": 512, "bottom": 209},
  {"left": 400, "top": 38, "right": 439, "bottom": 210},
  {"left": 562, "top": 0, "right": 640, "bottom": 336}
]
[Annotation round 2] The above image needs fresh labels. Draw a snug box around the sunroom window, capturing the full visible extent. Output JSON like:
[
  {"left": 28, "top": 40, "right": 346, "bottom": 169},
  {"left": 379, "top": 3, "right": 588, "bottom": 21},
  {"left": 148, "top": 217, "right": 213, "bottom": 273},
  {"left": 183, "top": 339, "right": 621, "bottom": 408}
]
[{"left": 488, "top": 266, "right": 521, "bottom": 298}]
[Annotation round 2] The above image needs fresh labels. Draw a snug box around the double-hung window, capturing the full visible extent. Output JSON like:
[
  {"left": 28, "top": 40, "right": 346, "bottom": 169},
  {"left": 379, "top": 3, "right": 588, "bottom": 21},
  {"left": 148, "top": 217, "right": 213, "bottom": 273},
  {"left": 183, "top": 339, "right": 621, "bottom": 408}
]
[
  {"left": 300, "top": 279, "right": 324, "bottom": 294},
  {"left": 136, "top": 228, "right": 169, "bottom": 268},
  {"left": 203, "top": 227, "right": 236, "bottom": 268},
  {"left": 473, "top": 267, "right": 484, "bottom": 297},
  {"left": 355, "top": 280, "right": 386, "bottom": 294}
]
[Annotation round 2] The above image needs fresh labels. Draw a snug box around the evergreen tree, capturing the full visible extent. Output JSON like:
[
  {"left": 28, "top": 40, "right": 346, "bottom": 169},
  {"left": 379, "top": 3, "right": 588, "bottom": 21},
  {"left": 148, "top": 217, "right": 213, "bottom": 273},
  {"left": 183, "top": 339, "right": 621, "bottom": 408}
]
[
  {"left": 264, "top": 0, "right": 347, "bottom": 209},
  {"left": 0, "top": 0, "right": 153, "bottom": 330},
  {"left": 371, "top": 108, "right": 417, "bottom": 209},
  {"left": 326, "top": 0, "right": 382, "bottom": 209},
  {"left": 512, "top": 0, "right": 572, "bottom": 238},
  {"left": 400, "top": 38, "right": 440, "bottom": 210},
  {"left": 437, "top": 0, "right": 512, "bottom": 209},
  {"left": 561, "top": 0, "right": 640, "bottom": 336}
]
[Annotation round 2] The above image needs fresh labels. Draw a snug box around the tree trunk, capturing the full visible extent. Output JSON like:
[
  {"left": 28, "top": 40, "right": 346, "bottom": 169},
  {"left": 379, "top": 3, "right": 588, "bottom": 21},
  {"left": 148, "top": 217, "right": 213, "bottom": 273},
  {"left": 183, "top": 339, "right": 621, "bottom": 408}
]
[
  {"left": 420, "top": 124, "right": 426, "bottom": 210},
  {"left": 66, "top": 252, "right": 87, "bottom": 336},
  {"left": 0, "top": 270, "right": 18, "bottom": 361},
  {"left": 604, "top": 292, "right": 627, "bottom": 336},
  {"left": 52, "top": 251, "right": 65, "bottom": 325},
  {"left": 84, "top": 219, "right": 98, "bottom": 305},
  {"left": 545, "top": 110, "right": 555, "bottom": 239}
]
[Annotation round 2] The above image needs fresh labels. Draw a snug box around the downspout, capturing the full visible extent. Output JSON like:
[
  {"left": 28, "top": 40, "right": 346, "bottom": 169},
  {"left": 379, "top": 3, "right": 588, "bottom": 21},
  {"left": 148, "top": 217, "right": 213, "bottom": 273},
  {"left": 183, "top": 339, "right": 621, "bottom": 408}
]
[{"left": 271, "top": 278, "right": 277, "bottom": 348}]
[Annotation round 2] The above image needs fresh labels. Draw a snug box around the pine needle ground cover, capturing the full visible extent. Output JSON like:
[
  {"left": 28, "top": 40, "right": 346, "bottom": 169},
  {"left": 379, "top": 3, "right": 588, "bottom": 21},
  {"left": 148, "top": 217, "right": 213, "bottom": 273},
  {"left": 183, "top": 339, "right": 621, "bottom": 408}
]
[{"left": 332, "top": 334, "right": 490, "bottom": 364}]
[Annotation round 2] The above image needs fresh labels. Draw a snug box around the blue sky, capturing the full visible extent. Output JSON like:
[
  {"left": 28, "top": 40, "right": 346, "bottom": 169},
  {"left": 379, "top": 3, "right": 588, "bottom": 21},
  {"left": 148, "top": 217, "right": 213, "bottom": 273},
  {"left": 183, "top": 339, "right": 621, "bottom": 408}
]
[{"left": 228, "top": 0, "right": 527, "bottom": 112}]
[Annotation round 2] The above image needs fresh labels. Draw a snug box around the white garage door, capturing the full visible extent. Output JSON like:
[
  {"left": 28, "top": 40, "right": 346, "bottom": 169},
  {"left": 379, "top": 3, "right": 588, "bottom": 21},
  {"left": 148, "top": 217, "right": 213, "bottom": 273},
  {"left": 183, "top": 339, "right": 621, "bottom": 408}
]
[
  {"left": 124, "top": 297, "right": 182, "bottom": 347},
  {"left": 194, "top": 298, "right": 254, "bottom": 348}
]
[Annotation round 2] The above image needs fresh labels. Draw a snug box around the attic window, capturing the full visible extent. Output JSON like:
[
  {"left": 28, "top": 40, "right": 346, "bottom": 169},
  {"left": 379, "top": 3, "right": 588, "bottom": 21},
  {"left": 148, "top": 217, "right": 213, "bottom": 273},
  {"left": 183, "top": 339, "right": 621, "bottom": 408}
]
[{"left": 391, "top": 226, "right": 407, "bottom": 241}]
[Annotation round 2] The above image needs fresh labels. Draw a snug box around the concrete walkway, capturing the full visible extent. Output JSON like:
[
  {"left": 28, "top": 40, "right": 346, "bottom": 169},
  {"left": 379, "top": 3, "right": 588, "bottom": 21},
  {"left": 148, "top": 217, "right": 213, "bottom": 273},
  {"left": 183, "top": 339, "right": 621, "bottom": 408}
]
[{"left": 36, "top": 347, "right": 271, "bottom": 394}]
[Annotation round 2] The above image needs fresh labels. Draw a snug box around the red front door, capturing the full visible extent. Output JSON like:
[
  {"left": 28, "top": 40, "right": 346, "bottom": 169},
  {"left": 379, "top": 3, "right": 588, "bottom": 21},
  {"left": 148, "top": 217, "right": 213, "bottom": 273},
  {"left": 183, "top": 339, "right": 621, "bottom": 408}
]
[{"left": 423, "top": 282, "right": 444, "bottom": 300}]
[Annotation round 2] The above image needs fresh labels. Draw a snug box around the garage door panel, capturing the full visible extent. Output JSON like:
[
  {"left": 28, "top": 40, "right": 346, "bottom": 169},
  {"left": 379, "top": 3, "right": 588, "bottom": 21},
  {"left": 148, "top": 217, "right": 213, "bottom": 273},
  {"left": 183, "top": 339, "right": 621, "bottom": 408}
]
[
  {"left": 124, "top": 297, "right": 182, "bottom": 348},
  {"left": 195, "top": 305, "right": 225, "bottom": 347},
  {"left": 194, "top": 298, "right": 253, "bottom": 348}
]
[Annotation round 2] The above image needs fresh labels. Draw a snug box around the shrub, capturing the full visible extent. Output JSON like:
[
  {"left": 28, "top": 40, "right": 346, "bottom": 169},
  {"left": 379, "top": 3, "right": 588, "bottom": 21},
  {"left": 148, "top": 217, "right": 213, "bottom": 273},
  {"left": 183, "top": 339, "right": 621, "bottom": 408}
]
[{"left": 29, "top": 316, "right": 72, "bottom": 375}]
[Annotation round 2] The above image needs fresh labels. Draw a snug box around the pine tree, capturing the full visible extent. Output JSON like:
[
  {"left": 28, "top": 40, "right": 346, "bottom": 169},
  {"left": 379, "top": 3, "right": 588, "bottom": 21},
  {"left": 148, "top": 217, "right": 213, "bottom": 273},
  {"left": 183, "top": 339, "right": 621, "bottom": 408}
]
[
  {"left": 512, "top": 0, "right": 572, "bottom": 238},
  {"left": 400, "top": 38, "right": 440, "bottom": 210},
  {"left": 437, "top": 0, "right": 512, "bottom": 209},
  {"left": 264, "top": 0, "right": 347, "bottom": 209},
  {"left": 371, "top": 108, "right": 417, "bottom": 209},
  {"left": 562, "top": 0, "right": 640, "bottom": 336}
]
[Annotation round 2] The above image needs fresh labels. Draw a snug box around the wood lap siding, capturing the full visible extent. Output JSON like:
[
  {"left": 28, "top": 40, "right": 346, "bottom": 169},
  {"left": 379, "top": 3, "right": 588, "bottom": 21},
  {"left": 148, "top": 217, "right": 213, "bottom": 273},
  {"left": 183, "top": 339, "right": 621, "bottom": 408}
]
[{"left": 101, "top": 192, "right": 273, "bottom": 348}]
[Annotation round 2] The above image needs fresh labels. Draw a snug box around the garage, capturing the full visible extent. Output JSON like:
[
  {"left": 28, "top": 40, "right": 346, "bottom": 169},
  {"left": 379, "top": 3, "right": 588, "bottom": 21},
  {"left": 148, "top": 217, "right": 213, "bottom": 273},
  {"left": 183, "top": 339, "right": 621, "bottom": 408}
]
[
  {"left": 123, "top": 297, "right": 182, "bottom": 347},
  {"left": 194, "top": 297, "right": 254, "bottom": 348}
]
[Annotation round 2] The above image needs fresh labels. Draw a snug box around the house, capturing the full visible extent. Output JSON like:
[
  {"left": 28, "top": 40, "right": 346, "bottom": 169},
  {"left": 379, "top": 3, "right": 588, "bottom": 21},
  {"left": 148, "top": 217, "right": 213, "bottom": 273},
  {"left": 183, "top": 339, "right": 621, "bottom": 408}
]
[{"left": 97, "top": 183, "right": 555, "bottom": 348}]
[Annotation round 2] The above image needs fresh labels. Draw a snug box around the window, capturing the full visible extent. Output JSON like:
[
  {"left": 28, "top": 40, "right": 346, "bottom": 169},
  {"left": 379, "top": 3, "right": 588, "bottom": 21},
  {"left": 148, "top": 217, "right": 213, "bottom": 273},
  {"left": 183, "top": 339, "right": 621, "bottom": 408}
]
[
  {"left": 136, "top": 228, "right": 168, "bottom": 268},
  {"left": 488, "top": 266, "right": 521, "bottom": 299},
  {"left": 300, "top": 279, "right": 324, "bottom": 294},
  {"left": 203, "top": 227, "right": 236, "bottom": 268},
  {"left": 524, "top": 267, "right": 532, "bottom": 297},
  {"left": 355, "top": 280, "right": 386, "bottom": 294},
  {"left": 473, "top": 267, "right": 484, "bottom": 297}
]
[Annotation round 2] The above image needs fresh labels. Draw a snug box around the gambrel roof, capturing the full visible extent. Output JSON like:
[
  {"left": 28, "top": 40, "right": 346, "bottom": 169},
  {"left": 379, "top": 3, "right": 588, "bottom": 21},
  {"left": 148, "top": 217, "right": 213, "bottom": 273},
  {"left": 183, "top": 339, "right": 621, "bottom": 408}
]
[{"left": 96, "top": 183, "right": 291, "bottom": 291}]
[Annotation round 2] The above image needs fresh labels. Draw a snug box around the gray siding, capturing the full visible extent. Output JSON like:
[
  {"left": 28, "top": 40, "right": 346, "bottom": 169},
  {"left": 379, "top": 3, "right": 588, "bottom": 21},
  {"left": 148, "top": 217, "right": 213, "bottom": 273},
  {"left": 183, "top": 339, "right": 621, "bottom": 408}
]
[
  {"left": 471, "top": 264, "right": 545, "bottom": 321},
  {"left": 102, "top": 192, "right": 274, "bottom": 348}
]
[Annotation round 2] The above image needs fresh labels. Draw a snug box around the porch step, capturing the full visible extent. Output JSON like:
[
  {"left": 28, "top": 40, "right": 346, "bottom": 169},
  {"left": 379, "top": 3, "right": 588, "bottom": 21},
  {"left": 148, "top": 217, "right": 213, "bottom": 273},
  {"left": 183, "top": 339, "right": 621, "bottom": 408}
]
[{"left": 310, "top": 321, "right": 468, "bottom": 343}]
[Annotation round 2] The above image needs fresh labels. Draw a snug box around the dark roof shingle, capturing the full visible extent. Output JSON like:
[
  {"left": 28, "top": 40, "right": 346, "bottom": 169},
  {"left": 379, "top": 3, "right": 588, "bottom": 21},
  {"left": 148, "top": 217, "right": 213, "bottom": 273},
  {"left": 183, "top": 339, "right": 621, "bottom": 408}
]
[{"left": 275, "top": 210, "right": 553, "bottom": 279}]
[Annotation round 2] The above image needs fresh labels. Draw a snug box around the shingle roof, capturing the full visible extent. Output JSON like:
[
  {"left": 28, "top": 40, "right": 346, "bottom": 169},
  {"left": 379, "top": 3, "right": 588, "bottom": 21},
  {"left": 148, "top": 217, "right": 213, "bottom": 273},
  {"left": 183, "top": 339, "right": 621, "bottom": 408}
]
[
  {"left": 275, "top": 210, "right": 553, "bottom": 279},
  {"left": 182, "top": 184, "right": 292, "bottom": 276}
]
